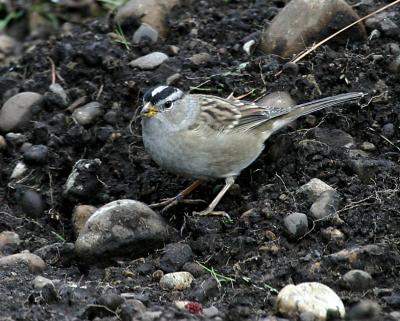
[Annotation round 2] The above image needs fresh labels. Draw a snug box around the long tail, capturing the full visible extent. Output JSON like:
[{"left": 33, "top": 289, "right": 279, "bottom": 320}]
[{"left": 261, "top": 92, "right": 364, "bottom": 134}]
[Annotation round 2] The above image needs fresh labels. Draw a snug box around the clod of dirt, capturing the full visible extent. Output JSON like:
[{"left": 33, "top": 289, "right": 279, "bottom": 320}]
[
  {"left": 276, "top": 282, "right": 345, "bottom": 321},
  {"left": 0, "top": 92, "right": 43, "bottom": 132},
  {"left": 260, "top": 0, "right": 366, "bottom": 58},
  {"left": 75, "top": 200, "right": 170, "bottom": 263},
  {"left": 340, "top": 269, "right": 373, "bottom": 291},
  {"left": 159, "top": 242, "right": 193, "bottom": 273},
  {"left": 0, "top": 231, "right": 21, "bottom": 256}
]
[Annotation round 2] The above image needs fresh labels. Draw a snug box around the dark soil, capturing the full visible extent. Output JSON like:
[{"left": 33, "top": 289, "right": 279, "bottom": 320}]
[{"left": 0, "top": 0, "right": 400, "bottom": 320}]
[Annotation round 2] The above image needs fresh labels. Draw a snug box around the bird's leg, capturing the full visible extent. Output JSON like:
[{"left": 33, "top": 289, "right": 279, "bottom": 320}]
[
  {"left": 194, "top": 177, "right": 235, "bottom": 219},
  {"left": 149, "top": 180, "right": 204, "bottom": 212}
]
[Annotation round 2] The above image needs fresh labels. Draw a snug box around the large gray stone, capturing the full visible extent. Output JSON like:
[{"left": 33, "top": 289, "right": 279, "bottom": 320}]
[
  {"left": 260, "top": 0, "right": 366, "bottom": 58},
  {"left": 75, "top": 200, "right": 169, "bottom": 262},
  {"left": 0, "top": 92, "right": 42, "bottom": 132}
]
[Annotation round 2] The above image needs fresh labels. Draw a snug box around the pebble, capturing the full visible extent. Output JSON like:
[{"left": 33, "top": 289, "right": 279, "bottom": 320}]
[
  {"left": 0, "top": 34, "right": 19, "bottom": 55},
  {"left": 33, "top": 242, "right": 75, "bottom": 266},
  {"left": 276, "top": 282, "right": 345, "bottom": 321},
  {"left": 20, "top": 189, "right": 45, "bottom": 218},
  {"left": 115, "top": 0, "right": 181, "bottom": 37},
  {"left": 10, "top": 161, "right": 28, "bottom": 180},
  {"left": 321, "top": 227, "right": 345, "bottom": 246},
  {"left": 49, "top": 83, "right": 69, "bottom": 107},
  {"left": 72, "top": 205, "right": 97, "bottom": 235},
  {"left": 119, "top": 299, "right": 147, "bottom": 320},
  {"left": 133, "top": 23, "right": 159, "bottom": 44},
  {"left": 33, "top": 275, "right": 55, "bottom": 290},
  {"left": 75, "top": 200, "right": 169, "bottom": 262},
  {"left": 283, "top": 212, "right": 308, "bottom": 238},
  {"left": 159, "top": 271, "right": 194, "bottom": 291},
  {"left": 0, "top": 231, "right": 21, "bottom": 255},
  {"left": 189, "top": 277, "right": 219, "bottom": 302},
  {"left": 296, "top": 178, "right": 334, "bottom": 203},
  {"left": 310, "top": 190, "right": 341, "bottom": 220},
  {"left": 260, "top": 0, "right": 365, "bottom": 58},
  {"left": 203, "top": 306, "right": 219, "bottom": 318},
  {"left": 63, "top": 159, "right": 102, "bottom": 200},
  {"left": 347, "top": 300, "right": 381, "bottom": 320},
  {"left": 313, "top": 128, "right": 355, "bottom": 149},
  {"left": 0, "top": 252, "right": 46, "bottom": 273},
  {"left": 360, "top": 141, "right": 376, "bottom": 152},
  {"left": 382, "top": 123, "right": 395, "bottom": 138},
  {"left": 256, "top": 91, "right": 296, "bottom": 108},
  {"left": 129, "top": 52, "right": 168, "bottom": 70},
  {"left": 159, "top": 242, "right": 193, "bottom": 273},
  {"left": 0, "top": 92, "right": 42, "bottom": 132},
  {"left": 72, "top": 102, "right": 103, "bottom": 126},
  {"left": 23, "top": 144, "right": 48, "bottom": 164},
  {"left": 5, "top": 132, "right": 27, "bottom": 145},
  {"left": 20, "top": 142, "right": 33, "bottom": 153},
  {"left": 0, "top": 134, "right": 5, "bottom": 150},
  {"left": 341, "top": 269, "right": 373, "bottom": 291},
  {"left": 189, "top": 52, "right": 213, "bottom": 66}
]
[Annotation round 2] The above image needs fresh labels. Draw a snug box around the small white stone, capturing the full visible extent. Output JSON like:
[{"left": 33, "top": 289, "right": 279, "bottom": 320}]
[
  {"left": 297, "top": 178, "right": 334, "bottom": 203},
  {"left": 160, "top": 271, "right": 194, "bottom": 291},
  {"left": 129, "top": 52, "right": 168, "bottom": 70},
  {"left": 10, "top": 161, "right": 28, "bottom": 179},
  {"left": 33, "top": 276, "right": 54, "bottom": 290},
  {"left": 277, "top": 282, "right": 345, "bottom": 321}
]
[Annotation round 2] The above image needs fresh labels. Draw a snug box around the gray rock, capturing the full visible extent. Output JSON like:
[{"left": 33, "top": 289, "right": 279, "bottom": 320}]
[
  {"left": 182, "top": 262, "right": 206, "bottom": 277},
  {"left": 20, "top": 189, "right": 44, "bottom": 218},
  {"left": 0, "top": 252, "right": 46, "bottom": 273},
  {"left": 63, "top": 159, "right": 102, "bottom": 200},
  {"left": 115, "top": 0, "right": 181, "bottom": 37},
  {"left": 75, "top": 200, "right": 169, "bottom": 262},
  {"left": 119, "top": 299, "right": 147, "bottom": 320},
  {"left": 159, "top": 242, "right": 193, "bottom": 273},
  {"left": 260, "top": 0, "right": 366, "bottom": 58},
  {"left": 133, "top": 23, "right": 159, "bottom": 44},
  {"left": 341, "top": 270, "right": 373, "bottom": 291},
  {"left": 0, "top": 231, "right": 21, "bottom": 255},
  {"left": 383, "top": 294, "right": 400, "bottom": 309},
  {"left": 189, "top": 277, "right": 219, "bottom": 302},
  {"left": 203, "top": 306, "right": 219, "bottom": 318},
  {"left": 129, "top": 52, "right": 168, "bottom": 70},
  {"left": 0, "top": 92, "right": 42, "bottom": 132},
  {"left": 296, "top": 178, "right": 334, "bottom": 203},
  {"left": 5, "top": 132, "right": 27, "bottom": 145},
  {"left": 365, "top": 11, "right": 399, "bottom": 37},
  {"left": 310, "top": 190, "right": 341, "bottom": 220},
  {"left": 49, "top": 83, "right": 69, "bottom": 107},
  {"left": 97, "top": 293, "right": 125, "bottom": 311},
  {"left": 159, "top": 271, "right": 194, "bottom": 291},
  {"left": 256, "top": 91, "right": 296, "bottom": 108},
  {"left": 23, "top": 144, "right": 48, "bottom": 164},
  {"left": 189, "top": 52, "right": 212, "bottom": 65},
  {"left": 347, "top": 300, "right": 381, "bottom": 320},
  {"left": 72, "top": 102, "right": 102, "bottom": 126},
  {"left": 284, "top": 212, "right": 308, "bottom": 238},
  {"left": 382, "top": 123, "right": 395, "bottom": 138},
  {"left": 313, "top": 128, "right": 355, "bottom": 149}
]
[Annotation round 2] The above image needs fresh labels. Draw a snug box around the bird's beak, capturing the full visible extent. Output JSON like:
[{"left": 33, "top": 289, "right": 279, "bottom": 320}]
[{"left": 141, "top": 102, "right": 158, "bottom": 118}]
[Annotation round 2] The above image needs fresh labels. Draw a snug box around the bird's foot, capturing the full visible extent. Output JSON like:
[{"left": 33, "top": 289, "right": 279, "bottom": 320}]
[
  {"left": 193, "top": 207, "right": 231, "bottom": 220},
  {"left": 150, "top": 197, "right": 206, "bottom": 213}
]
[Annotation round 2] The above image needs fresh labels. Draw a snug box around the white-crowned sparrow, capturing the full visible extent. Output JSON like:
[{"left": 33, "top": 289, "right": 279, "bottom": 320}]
[{"left": 141, "top": 86, "right": 364, "bottom": 216}]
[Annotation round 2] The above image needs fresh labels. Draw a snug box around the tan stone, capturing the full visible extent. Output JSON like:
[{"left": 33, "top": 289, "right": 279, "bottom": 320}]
[
  {"left": 260, "top": 0, "right": 366, "bottom": 58},
  {"left": 72, "top": 205, "right": 97, "bottom": 235},
  {"left": 0, "top": 252, "right": 46, "bottom": 273}
]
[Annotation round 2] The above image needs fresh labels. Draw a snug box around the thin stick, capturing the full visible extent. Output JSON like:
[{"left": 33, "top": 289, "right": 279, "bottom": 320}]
[
  {"left": 48, "top": 57, "right": 56, "bottom": 85},
  {"left": 292, "top": 0, "right": 400, "bottom": 63}
]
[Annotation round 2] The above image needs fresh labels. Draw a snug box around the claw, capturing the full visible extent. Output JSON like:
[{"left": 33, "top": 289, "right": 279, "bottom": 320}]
[{"left": 193, "top": 208, "right": 231, "bottom": 220}]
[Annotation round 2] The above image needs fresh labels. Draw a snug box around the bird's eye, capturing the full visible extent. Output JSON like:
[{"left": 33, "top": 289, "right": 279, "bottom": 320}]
[{"left": 164, "top": 101, "right": 173, "bottom": 108}]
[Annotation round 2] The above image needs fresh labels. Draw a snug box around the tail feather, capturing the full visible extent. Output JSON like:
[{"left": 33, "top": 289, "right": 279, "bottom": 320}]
[{"left": 260, "top": 92, "right": 364, "bottom": 134}]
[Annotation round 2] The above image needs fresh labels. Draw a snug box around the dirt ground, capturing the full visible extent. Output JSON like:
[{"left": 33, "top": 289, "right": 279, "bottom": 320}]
[{"left": 0, "top": 0, "right": 399, "bottom": 320}]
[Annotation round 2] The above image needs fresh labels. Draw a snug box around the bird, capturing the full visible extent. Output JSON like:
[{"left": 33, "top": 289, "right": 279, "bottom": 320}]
[{"left": 140, "top": 85, "right": 364, "bottom": 217}]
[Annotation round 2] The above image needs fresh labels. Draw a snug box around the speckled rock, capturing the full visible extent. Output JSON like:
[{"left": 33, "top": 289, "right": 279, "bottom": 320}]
[
  {"left": 75, "top": 200, "right": 169, "bottom": 262},
  {"left": 0, "top": 92, "right": 42, "bottom": 132},
  {"left": 160, "top": 271, "right": 194, "bottom": 291},
  {"left": 277, "top": 282, "right": 345, "bottom": 321}
]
